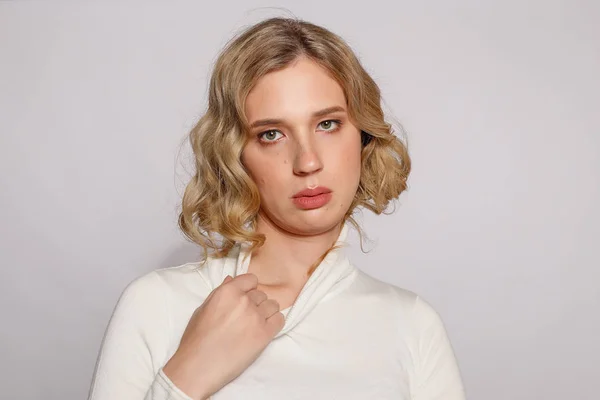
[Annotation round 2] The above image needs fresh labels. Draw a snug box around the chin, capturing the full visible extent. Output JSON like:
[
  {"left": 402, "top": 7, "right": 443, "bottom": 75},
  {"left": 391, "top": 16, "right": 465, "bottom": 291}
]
[
  {"left": 260, "top": 196, "right": 351, "bottom": 236},
  {"left": 284, "top": 209, "right": 346, "bottom": 236}
]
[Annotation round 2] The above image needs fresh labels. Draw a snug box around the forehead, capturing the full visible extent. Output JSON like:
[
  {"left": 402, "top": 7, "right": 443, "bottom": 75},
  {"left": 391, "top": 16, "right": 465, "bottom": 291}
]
[{"left": 245, "top": 57, "right": 346, "bottom": 121}]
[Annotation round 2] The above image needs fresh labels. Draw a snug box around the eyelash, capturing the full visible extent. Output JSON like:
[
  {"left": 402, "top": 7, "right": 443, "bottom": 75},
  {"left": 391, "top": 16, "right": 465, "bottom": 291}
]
[{"left": 257, "top": 119, "right": 343, "bottom": 145}]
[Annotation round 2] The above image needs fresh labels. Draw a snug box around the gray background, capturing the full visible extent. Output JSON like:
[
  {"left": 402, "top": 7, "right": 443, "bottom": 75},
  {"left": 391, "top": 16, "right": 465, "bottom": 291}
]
[{"left": 1, "top": 1, "right": 598, "bottom": 399}]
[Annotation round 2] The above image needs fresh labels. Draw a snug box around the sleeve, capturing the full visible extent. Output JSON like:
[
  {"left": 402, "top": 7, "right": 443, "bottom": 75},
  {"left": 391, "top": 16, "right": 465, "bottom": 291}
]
[
  {"left": 87, "top": 271, "right": 193, "bottom": 400},
  {"left": 409, "top": 296, "right": 467, "bottom": 400}
]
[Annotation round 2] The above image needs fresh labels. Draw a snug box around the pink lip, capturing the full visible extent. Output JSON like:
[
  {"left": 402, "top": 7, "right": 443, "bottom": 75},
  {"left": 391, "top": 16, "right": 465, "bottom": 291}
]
[
  {"left": 292, "top": 186, "right": 332, "bottom": 198},
  {"left": 291, "top": 186, "right": 332, "bottom": 210}
]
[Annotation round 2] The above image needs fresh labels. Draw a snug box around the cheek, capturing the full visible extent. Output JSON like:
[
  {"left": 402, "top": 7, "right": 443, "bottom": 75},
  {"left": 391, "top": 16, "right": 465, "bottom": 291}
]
[
  {"left": 251, "top": 163, "right": 270, "bottom": 188},
  {"left": 244, "top": 149, "right": 289, "bottom": 194},
  {"left": 242, "top": 148, "right": 264, "bottom": 186},
  {"left": 337, "top": 137, "right": 362, "bottom": 177}
]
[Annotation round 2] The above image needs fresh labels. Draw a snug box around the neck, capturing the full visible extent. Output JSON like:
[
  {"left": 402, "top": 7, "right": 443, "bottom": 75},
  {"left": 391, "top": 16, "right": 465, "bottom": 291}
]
[{"left": 247, "top": 213, "right": 343, "bottom": 288}]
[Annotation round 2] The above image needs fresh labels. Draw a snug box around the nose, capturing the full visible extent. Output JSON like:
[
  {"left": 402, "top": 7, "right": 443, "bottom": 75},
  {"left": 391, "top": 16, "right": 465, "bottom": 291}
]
[{"left": 292, "top": 139, "right": 324, "bottom": 176}]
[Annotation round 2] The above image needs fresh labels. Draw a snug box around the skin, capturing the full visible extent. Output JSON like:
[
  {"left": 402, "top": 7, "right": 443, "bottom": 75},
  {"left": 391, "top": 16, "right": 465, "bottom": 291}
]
[
  {"left": 163, "top": 56, "right": 363, "bottom": 399},
  {"left": 241, "top": 56, "right": 363, "bottom": 308}
]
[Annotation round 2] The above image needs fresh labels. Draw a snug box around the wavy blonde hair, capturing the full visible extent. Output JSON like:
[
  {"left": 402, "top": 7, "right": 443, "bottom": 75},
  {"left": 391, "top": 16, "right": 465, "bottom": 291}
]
[{"left": 179, "top": 17, "right": 411, "bottom": 269}]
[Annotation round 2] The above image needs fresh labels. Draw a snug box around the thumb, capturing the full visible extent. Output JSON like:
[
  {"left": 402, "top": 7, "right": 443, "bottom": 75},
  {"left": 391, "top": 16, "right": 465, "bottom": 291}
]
[{"left": 223, "top": 275, "right": 233, "bottom": 283}]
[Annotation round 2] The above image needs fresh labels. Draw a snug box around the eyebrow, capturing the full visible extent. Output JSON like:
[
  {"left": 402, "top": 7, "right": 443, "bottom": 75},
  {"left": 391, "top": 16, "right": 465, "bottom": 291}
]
[{"left": 249, "top": 106, "right": 346, "bottom": 129}]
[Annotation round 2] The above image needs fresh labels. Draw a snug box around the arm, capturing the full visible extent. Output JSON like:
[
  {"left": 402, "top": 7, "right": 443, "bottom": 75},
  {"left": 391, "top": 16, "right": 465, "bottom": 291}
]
[
  {"left": 87, "top": 271, "right": 193, "bottom": 400},
  {"left": 410, "top": 296, "right": 466, "bottom": 400}
]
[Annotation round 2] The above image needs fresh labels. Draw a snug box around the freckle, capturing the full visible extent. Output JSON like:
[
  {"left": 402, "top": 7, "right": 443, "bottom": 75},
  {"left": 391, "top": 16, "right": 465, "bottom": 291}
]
[{"left": 284, "top": 159, "right": 288, "bottom": 164}]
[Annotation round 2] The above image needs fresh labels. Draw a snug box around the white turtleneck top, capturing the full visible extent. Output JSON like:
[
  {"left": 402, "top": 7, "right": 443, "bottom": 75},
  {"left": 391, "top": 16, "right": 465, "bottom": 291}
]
[{"left": 88, "top": 225, "right": 466, "bottom": 399}]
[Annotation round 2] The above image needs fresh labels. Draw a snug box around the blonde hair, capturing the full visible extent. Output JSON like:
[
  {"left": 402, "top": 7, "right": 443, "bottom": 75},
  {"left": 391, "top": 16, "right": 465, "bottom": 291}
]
[{"left": 178, "top": 17, "right": 411, "bottom": 269}]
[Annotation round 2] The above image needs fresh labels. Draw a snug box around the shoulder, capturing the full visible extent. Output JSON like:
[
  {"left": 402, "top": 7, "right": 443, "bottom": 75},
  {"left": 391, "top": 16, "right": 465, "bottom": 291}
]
[
  {"left": 114, "top": 261, "right": 214, "bottom": 315},
  {"left": 130, "top": 260, "right": 218, "bottom": 300},
  {"left": 101, "top": 261, "right": 216, "bottom": 349},
  {"left": 351, "top": 269, "right": 445, "bottom": 332},
  {"left": 351, "top": 268, "right": 419, "bottom": 308},
  {"left": 122, "top": 261, "right": 202, "bottom": 293},
  {"left": 153, "top": 261, "right": 211, "bottom": 295}
]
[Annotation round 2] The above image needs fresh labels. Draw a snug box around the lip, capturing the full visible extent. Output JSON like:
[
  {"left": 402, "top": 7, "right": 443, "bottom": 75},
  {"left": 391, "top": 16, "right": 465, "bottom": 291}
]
[
  {"left": 292, "top": 186, "right": 332, "bottom": 198},
  {"left": 291, "top": 186, "right": 332, "bottom": 210}
]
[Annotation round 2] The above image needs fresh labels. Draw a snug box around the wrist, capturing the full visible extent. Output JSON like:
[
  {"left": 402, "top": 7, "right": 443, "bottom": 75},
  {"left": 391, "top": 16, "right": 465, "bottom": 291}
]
[{"left": 163, "top": 353, "right": 212, "bottom": 400}]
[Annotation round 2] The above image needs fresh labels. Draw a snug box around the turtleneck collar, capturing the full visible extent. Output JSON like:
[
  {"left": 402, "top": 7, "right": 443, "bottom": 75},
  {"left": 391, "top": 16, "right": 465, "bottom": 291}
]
[{"left": 199, "top": 223, "right": 357, "bottom": 338}]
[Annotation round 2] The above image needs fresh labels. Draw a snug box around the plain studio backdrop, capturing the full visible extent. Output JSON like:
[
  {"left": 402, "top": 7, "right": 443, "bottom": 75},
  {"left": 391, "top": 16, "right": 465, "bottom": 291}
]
[{"left": 1, "top": 1, "right": 598, "bottom": 399}]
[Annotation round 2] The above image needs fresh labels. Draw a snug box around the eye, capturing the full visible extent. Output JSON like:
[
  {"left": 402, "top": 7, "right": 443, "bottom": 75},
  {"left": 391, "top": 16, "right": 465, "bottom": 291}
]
[
  {"left": 258, "top": 130, "right": 284, "bottom": 143},
  {"left": 318, "top": 119, "right": 342, "bottom": 132}
]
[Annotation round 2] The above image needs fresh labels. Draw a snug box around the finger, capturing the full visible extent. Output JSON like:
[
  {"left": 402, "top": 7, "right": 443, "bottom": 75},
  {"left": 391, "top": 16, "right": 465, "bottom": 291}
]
[
  {"left": 208, "top": 274, "right": 233, "bottom": 300},
  {"left": 230, "top": 273, "right": 259, "bottom": 292},
  {"left": 206, "top": 278, "right": 228, "bottom": 300},
  {"left": 246, "top": 289, "right": 267, "bottom": 306},
  {"left": 266, "top": 312, "right": 285, "bottom": 335},
  {"left": 257, "top": 298, "right": 280, "bottom": 319}
]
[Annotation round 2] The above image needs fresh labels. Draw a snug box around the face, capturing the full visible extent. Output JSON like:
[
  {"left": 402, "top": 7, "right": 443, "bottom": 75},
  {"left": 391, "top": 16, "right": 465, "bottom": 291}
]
[{"left": 241, "top": 56, "right": 362, "bottom": 236}]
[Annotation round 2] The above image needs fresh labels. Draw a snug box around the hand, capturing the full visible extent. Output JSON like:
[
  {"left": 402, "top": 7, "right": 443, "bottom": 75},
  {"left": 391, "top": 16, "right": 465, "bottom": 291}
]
[{"left": 162, "top": 273, "right": 285, "bottom": 400}]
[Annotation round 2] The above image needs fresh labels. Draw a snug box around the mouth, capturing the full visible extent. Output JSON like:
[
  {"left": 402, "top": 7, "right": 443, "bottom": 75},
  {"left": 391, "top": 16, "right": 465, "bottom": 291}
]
[
  {"left": 291, "top": 186, "right": 333, "bottom": 210},
  {"left": 292, "top": 186, "right": 332, "bottom": 198}
]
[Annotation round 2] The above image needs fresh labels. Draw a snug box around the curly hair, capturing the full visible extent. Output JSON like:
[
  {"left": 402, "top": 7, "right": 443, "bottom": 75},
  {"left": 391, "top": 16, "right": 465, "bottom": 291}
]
[{"left": 178, "top": 17, "right": 411, "bottom": 265}]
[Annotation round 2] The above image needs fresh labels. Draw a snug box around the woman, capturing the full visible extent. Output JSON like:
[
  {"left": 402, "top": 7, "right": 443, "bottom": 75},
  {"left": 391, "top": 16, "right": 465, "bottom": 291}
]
[{"left": 88, "top": 17, "right": 466, "bottom": 400}]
